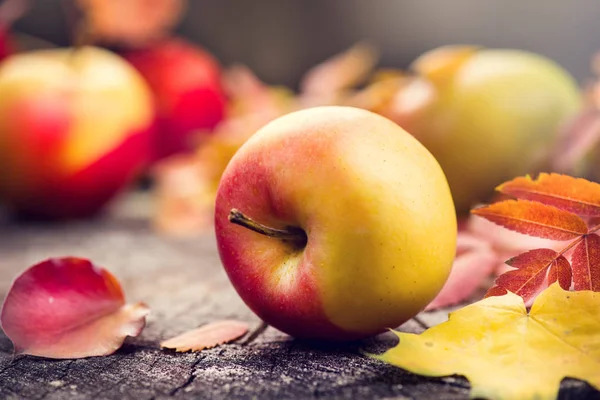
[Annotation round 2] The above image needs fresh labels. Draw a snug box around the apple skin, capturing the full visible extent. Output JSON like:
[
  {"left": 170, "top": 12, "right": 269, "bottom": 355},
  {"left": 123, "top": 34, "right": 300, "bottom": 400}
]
[
  {"left": 0, "top": 46, "right": 154, "bottom": 219},
  {"left": 391, "top": 46, "right": 581, "bottom": 213},
  {"left": 123, "top": 37, "right": 227, "bottom": 161},
  {"left": 215, "top": 106, "right": 457, "bottom": 340}
]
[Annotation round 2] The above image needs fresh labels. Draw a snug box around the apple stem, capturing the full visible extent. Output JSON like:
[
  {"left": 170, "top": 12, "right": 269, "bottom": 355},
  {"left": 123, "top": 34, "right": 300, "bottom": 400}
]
[{"left": 228, "top": 209, "right": 307, "bottom": 247}]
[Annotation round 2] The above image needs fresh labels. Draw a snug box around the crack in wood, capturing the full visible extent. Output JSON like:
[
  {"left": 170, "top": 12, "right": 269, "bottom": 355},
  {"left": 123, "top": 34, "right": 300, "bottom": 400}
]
[{"left": 168, "top": 355, "right": 205, "bottom": 396}]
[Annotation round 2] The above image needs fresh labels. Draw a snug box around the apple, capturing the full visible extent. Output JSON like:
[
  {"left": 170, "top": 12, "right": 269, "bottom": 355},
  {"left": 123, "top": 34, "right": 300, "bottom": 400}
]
[
  {"left": 123, "top": 37, "right": 227, "bottom": 161},
  {"left": 389, "top": 46, "right": 581, "bottom": 213},
  {"left": 214, "top": 106, "right": 457, "bottom": 340},
  {"left": 0, "top": 23, "right": 12, "bottom": 61},
  {"left": 0, "top": 46, "right": 154, "bottom": 219}
]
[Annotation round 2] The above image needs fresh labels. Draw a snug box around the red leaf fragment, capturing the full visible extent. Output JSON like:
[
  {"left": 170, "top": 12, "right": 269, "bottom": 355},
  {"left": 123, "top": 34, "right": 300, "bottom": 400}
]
[
  {"left": 571, "top": 234, "right": 600, "bottom": 291},
  {"left": 484, "top": 285, "right": 508, "bottom": 298},
  {"left": 548, "top": 258, "right": 573, "bottom": 290},
  {"left": 472, "top": 200, "right": 588, "bottom": 241},
  {"left": 0, "top": 258, "right": 149, "bottom": 359},
  {"left": 505, "top": 248, "right": 559, "bottom": 270},
  {"left": 160, "top": 320, "right": 249, "bottom": 352},
  {"left": 498, "top": 173, "right": 600, "bottom": 217},
  {"left": 487, "top": 249, "right": 570, "bottom": 303}
]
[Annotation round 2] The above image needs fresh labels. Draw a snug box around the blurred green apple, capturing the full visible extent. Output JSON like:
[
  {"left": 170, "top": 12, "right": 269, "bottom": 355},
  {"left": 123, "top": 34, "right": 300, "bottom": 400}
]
[{"left": 391, "top": 46, "right": 581, "bottom": 213}]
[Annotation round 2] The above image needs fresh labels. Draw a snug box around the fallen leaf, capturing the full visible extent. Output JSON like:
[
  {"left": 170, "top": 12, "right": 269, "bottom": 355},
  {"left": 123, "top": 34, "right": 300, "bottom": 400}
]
[
  {"left": 0, "top": 258, "right": 149, "bottom": 359},
  {"left": 472, "top": 199, "right": 588, "bottom": 241},
  {"left": 373, "top": 283, "right": 600, "bottom": 400},
  {"left": 571, "top": 233, "right": 600, "bottom": 291},
  {"left": 498, "top": 173, "right": 600, "bottom": 216},
  {"left": 161, "top": 320, "right": 249, "bottom": 352}
]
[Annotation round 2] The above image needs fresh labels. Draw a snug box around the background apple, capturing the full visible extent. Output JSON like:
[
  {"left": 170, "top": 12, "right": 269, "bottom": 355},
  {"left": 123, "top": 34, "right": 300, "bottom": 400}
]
[
  {"left": 215, "top": 106, "right": 457, "bottom": 340},
  {"left": 388, "top": 46, "right": 582, "bottom": 213},
  {"left": 0, "top": 23, "right": 12, "bottom": 61},
  {"left": 0, "top": 46, "right": 154, "bottom": 219},
  {"left": 123, "top": 37, "right": 227, "bottom": 161}
]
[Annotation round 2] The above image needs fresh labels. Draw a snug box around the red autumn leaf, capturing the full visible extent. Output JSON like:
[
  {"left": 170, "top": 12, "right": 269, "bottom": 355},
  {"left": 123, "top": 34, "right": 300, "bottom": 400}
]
[
  {"left": 160, "top": 320, "right": 249, "bottom": 352},
  {"left": 498, "top": 173, "right": 600, "bottom": 217},
  {"left": 486, "top": 249, "right": 570, "bottom": 304},
  {"left": 471, "top": 200, "right": 588, "bottom": 241},
  {"left": 548, "top": 257, "right": 573, "bottom": 290},
  {"left": 0, "top": 258, "right": 149, "bottom": 359},
  {"left": 571, "top": 234, "right": 600, "bottom": 291}
]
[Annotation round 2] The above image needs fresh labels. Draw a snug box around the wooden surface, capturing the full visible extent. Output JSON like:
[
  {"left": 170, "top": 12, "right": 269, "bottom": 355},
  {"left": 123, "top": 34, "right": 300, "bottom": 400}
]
[{"left": 0, "top": 196, "right": 598, "bottom": 400}]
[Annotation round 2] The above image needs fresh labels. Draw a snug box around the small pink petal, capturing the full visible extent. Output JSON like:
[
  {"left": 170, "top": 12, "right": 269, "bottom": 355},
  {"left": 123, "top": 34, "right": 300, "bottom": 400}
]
[
  {"left": 1, "top": 258, "right": 149, "bottom": 359},
  {"left": 160, "top": 320, "right": 249, "bottom": 352},
  {"left": 425, "top": 248, "right": 498, "bottom": 311}
]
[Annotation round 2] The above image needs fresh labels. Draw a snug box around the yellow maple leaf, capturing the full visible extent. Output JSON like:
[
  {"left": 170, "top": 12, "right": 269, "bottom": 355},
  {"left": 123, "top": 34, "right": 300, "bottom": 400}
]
[{"left": 372, "top": 283, "right": 600, "bottom": 400}]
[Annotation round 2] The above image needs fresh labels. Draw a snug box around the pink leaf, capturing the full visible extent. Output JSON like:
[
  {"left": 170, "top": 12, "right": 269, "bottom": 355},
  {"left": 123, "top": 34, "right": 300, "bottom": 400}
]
[
  {"left": 0, "top": 257, "right": 149, "bottom": 359},
  {"left": 425, "top": 233, "right": 497, "bottom": 310},
  {"left": 160, "top": 320, "right": 249, "bottom": 352}
]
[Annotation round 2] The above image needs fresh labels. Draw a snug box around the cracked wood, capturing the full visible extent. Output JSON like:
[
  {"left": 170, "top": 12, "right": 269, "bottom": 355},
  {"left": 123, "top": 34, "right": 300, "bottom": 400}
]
[{"left": 0, "top": 195, "right": 597, "bottom": 399}]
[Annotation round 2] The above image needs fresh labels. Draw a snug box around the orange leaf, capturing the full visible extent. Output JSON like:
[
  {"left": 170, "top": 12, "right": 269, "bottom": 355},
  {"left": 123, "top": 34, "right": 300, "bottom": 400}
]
[
  {"left": 571, "top": 234, "right": 600, "bottom": 291},
  {"left": 160, "top": 320, "right": 249, "bottom": 352},
  {"left": 471, "top": 200, "right": 588, "bottom": 241},
  {"left": 489, "top": 249, "right": 566, "bottom": 303},
  {"left": 498, "top": 173, "right": 600, "bottom": 217},
  {"left": 0, "top": 258, "right": 149, "bottom": 359}
]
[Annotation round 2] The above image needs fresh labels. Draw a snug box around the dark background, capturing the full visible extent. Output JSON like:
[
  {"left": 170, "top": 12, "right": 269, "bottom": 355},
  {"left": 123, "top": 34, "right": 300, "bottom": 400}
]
[{"left": 13, "top": 0, "right": 600, "bottom": 88}]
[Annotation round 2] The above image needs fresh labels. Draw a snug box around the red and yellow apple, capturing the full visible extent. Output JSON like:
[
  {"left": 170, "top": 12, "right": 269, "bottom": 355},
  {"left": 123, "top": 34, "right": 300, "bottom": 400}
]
[
  {"left": 0, "top": 46, "right": 154, "bottom": 219},
  {"left": 214, "top": 106, "right": 457, "bottom": 340},
  {"left": 389, "top": 46, "right": 581, "bottom": 213},
  {"left": 123, "top": 37, "right": 226, "bottom": 161}
]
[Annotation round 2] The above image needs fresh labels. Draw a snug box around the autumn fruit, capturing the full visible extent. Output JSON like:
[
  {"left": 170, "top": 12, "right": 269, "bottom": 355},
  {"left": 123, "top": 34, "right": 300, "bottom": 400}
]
[
  {"left": 391, "top": 46, "right": 581, "bottom": 213},
  {"left": 214, "top": 106, "right": 457, "bottom": 340},
  {"left": 0, "top": 23, "right": 12, "bottom": 61},
  {"left": 123, "top": 37, "right": 227, "bottom": 161},
  {"left": 0, "top": 46, "right": 154, "bottom": 219}
]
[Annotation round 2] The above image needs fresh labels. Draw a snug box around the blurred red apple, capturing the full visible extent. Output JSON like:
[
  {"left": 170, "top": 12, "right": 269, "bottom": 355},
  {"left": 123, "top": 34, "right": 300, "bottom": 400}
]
[
  {"left": 123, "top": 37, "right": 227, "bottom": 161},
  {"left": 0, "top": 23, "right": 12, "bottom": 61},
  {"left": 0, "top": 46, "right": 154, "bottom": 219}
]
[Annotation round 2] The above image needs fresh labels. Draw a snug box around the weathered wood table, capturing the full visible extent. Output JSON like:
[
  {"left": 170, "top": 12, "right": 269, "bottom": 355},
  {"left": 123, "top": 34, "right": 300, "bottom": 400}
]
[{"left": 0, "top": 195, "right": 598, "bottom": 399}]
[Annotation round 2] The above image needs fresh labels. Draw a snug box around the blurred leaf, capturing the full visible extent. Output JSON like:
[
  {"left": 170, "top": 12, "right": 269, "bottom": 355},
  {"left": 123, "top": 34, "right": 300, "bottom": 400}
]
[
  {"left": 425, "top": 233, "right": 497, "bottom": 310},
  {"left": 78, "top": 0, "right": 186, "bottom": 47}
]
